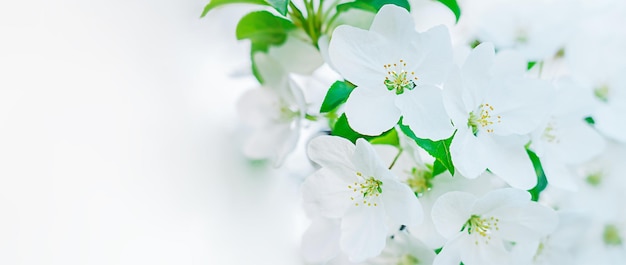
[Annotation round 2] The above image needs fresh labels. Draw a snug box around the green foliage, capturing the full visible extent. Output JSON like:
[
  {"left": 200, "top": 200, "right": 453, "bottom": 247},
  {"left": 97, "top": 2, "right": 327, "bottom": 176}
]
[
  {"left": 336, "top": 0, "right": 410, "bottom": 14},
  {"left": 236, "top": 11, "right": 295, "bottom": 83},
  {"left": 584, "top": 116, "right": 595, "bottom": 125},
  {"left": 200, "top": 0, "right": 269, "bottom": 18},
  {"left": 435, "top": 0, "right": 461, "bottom": 23},
  {"left": 400, "top": 124, "right": 455, "bottom": 176},
  {"left": 527, "top": 61, "right": 537, "bottom": 70},
  {"left": 332, "top": 114, "right": 399, "bottom": 146},
  {"left": 236, "top": 11, "right": 296, "bottom": 48},
  {"left": 432, "top": 159, "right": 447, "bottom": 177},
  {"left": 320, "top": 81, "right": 355, "bottom": 113},
  {"left": 526, "top": 149, "right": 548, "bottom": 201},
  {"left": 265, "top": 0, "right": 289, "bottom": 16}
]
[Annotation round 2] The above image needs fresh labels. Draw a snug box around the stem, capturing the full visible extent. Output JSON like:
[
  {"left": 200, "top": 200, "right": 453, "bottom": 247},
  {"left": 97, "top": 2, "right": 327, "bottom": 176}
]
[
  {"left": 538, "top": 61, "right": 544, "bottom": 78},
  {"left": 388, "top": 149, "right": 403, "bottom": 170}
]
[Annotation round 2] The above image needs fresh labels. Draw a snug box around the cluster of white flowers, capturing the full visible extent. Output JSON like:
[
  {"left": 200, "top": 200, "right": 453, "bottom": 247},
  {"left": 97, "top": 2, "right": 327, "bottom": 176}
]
[{"left": 206, "top": 0, "right": 626, "bottom": 263}]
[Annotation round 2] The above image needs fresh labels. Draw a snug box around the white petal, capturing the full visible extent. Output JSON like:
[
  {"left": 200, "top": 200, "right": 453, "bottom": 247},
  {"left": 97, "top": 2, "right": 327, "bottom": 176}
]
[
  {"left": 491, "top": 50, "right": 527, "bottom": 77},
  {"left": 236, "top": 88, "right": 278, "bottom": 127},
  {"left": 460, "top": 237, "right": 511, "bottom": 265},
  {"left": 307, "top": 135, "right": 356, "bottom": 181},
  {"left": 489, "top": 78, "right": 555, "bottom": 136},
  {"left": 396, "top": 85, "right": 455, "bottom": 140},
  {"left": 550, "top": 119, "right": 605, "bottom": 164},
  {"left": 302, "top": 168, "right": 355, "bottom": 218},
  {"left": 268, "top": 35, "right": 324, "bottom": 75},
  {"left": 253, "top": 52, "right": 287, "bottom": 88},
  {"left": 432, "top": 191, "right": 477, "bottom": 239},
  {"left": 450, "top": 129, "right": 488, "bottom": 179},
  {"left": 541, "top": 155, "right": 578, "bottom": 191},
  {"left": 460, "top": 42, "right": 495, "bottom": 106},
  {"left": 481, "top": 135, "right": 537, "bottom": 190},
  {"left": 301, "top": 218, "right": 341, "bottom": 263},
  {"left": 243, "top": 122, "right": 295, "bottom": 162},
  {"left": 352, "top": 138, "right": 387, "bottom": 176},
  {"left": 369, "top": 4, "right": 415, "bottom": 42},
  {"left": 340, "top": 205, "right": 388, "bottom": 262},
  {"left": 595, "top": 103, "right": 626, "bottom": 143},
  {"left": 381, "top": 179, "right": 423, "bottom": 226},
  {"left": 328, "top": 25, "right": 388, "bottom": 87},
  {"left": 442, "top": 66, "right": 471, "bottom": 128},
  {"left": 490, "top": 203, "right": 558, "bottom": 243},
  {"left": 412, "top": 25, "right": 454, "bottom": 86},
  {"left": 433, "top": 234, "right": 463, "bottom": 265},
  {"left": 472, "top": 188, "right": 530, "bottom": 215},
  {"left": 345, "top": 86, "right": 401, "bottom": 136}
]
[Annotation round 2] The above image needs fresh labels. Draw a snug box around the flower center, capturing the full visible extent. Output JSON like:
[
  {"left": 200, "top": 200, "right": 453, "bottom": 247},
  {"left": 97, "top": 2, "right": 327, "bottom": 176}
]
[
  {"left": 542, "top": 121, "right": 560, "bottom": 143},
  {"left": 467, "top": 103, "right": 501, "bottom": 136},
  {"left": 586, "top": 171, "right": 603, "bottom": 187},
  {"left": 594, "top": 84, "right": 610, "bottom": 103},
  {"left": 461, "top": 215, "right": 500, "bottom": 245},
  {"left": 405, "top": 167, "right": 432, "bottom": 197},
  {"left": 603, "top": 224, "right": 623, "bottom": 246},
  {"left": 348, "top": 172, "right": 383, "bottom": 207},
  {"left": 397, "top": 254, "right": 420, "bottom": 265},
  {"left": 383, "top": 59, "right": 418, "bottom": 95}
]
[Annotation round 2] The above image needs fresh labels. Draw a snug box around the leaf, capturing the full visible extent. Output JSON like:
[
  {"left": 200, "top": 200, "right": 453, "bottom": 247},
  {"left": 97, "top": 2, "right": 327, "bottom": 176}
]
[
  {"left": 399, "top": 124, "right": 455, "bottom": 176},
  {"left": 250, "top": 43, "right": 269, "bottom": 84},
  {"left": 265, "top": 0, "right": 289, "bottom": 16},
  {"left": 584, "top": 116, "right": 595, "bottom": 125},
  {"left": 332, "top": 113, "right": 398, "bottom": 146},
  {"left": 200, "top": 0, "right": 269, "bottom": 18},
  {"left": 337, "top": 0, "right": 410, "bottom": 14},
  {"left": 432, "top": 159, "right": 446, "bottom": 177},
  {"left": 527, "top": 61, "right": 537, "bottom": 70},
  {"left": 526, "top": 149, "right": 548, "bottom": 201},
  {"left": 236, "top": 11, "right": 296, "bottom": 45},
  {"left": 320, "top": 81, "right": 355, "bottom": 113},
  {"left": 435, "top": 0, "right": 461, "bottom": 23}
]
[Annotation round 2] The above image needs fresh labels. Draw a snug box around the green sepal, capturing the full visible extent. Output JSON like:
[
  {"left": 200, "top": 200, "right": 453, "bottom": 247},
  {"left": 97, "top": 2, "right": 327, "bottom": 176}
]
[
  {"left": 435, "top": 0, "right": 461, "bottom": 23},
  {"left": 320, "top": 81, "right": 355, "bottom": 113},
  {"left": 201, "top": 0, "right": 269, "bottom": 18},
  {"left": 399, "top": 124, "right": 455, "bottom": 176}
]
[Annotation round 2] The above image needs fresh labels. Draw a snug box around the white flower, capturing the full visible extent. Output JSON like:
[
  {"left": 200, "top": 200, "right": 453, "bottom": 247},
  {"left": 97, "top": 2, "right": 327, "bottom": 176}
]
[
  {"left": 366, "top": 230, "right": 436, "bottom": 265},
  {"left": 529, "top": 78, "right": 606, "bottom": 191},
  {"left": 302, "top": 135, "right": 423, "bottom": 262},
  {"left": 443, "top": 43, "right": 555, "bottom": 189},
  {"left": 328, "top": 5, "right": 455, "bottom": 139},
  {"left": 237, "top": 53, "right": 305, "bottom": 165},
  {"left": 432, "top": 188, "right": 558, "bottom": 265}
]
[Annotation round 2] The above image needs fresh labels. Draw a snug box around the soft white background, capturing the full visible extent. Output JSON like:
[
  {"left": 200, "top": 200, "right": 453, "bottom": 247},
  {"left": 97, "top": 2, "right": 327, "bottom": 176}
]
[{"left": 0, "top": 1, "right": 304, "bottom": 264}]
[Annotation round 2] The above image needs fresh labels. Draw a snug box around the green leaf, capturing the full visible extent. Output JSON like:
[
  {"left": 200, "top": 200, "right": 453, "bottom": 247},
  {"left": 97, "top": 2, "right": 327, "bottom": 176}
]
[
  {"left": 337, "top": 0, "right": 410, "bottom": 14},
  {"left": 526, "top": 149, "right": 548, "bottom": 201},
  {"left": 584, "top": 116, "right": 595, "bottom": 125},
  {"left": 400, "top": 124, "right": 455, "bottom": 176},
  {"left": 432, "top": 159, "right": 446, "bottom": 177},
  {"left": 320, "top": 81, "right": 355, "bottom": 113},
  {"left": 250, "top": 43, "right": 269, "bottom": 84},
  {"left": 200, "top": 0, "right": 269, "bottom": 18},
  {"left": 369, "top": 128, "right": 399, "bottom": 146},
  {"left": 435, "top": 0, "right": 461, "bottom": 23},
  {"left": 332, "top": 113, "right": 398, "bottom": 146},
  {"left": 265, "top": 0, "right": 289, "bottom": 16},
  {"left": 236, "top": 11, "right": 296, "bottom": 45},
  {"left": 527, "top": 61, "right": 537, "bottom": 70}
]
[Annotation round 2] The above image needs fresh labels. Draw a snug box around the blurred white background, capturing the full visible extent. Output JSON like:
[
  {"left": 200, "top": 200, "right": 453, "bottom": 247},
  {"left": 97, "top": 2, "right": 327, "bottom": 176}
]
[{"left": 0, "top": 0, "right": 304, "bottom": 264}]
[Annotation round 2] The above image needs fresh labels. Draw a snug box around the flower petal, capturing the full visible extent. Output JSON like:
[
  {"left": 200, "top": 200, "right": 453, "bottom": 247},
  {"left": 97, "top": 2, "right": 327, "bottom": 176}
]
[
  {"left": 490, "top": 203, "right": 558, "bottom": 243},
  {"left": 345, "top": 86, "right": 401, "bottom": 136},
  {"left": 432, "top": 191, "right": 477, "bottom": 239},
  {"left": 302, "top": 168, "right": 355, "bottom": 218},
  {"left": 352, "top": 138, "right": 387, "bottom": 177},
  {"left": 412, "top": 25, "right": 454, "bottom": 86},
  {"left": 340, "top": 205, "right": 388, "bottom": 262},
  {"left": 481, "top": 135, "right": 537, "bottom": 190},
  {"left": 301, "top": 218, "right": 341, "bottom": 263},
  {"left": 381, "top": 178, "right": 423, "bottom": 226},
  {"left": 396, "top": 85, "right": 455, "bottom": 140},
  {"left": 369, "top": 4, "right": 416, "bottom": 43},
  {"left": 472, "top": 188, "right": 530, "bottom": 215},
  {"left": 328, "top": 25, "right": 388, "bottom": 87},
  {"left": 307, "top": 135, "right": 356, "bottom": 181},
  {"left": 450, "top": 129, "right": 488, "bottom": 179}
]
